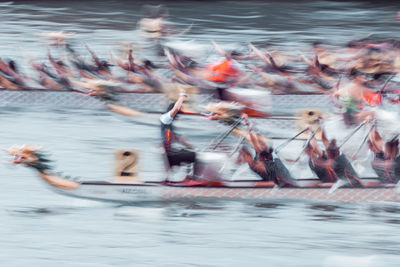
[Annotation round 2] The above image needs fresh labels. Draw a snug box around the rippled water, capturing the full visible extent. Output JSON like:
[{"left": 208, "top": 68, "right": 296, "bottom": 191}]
[{"left": 2, "top": 1, "right": 400, "bottom": 266}]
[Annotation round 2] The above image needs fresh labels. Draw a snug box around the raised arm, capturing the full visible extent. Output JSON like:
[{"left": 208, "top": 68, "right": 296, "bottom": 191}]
[
  {"left": 212, "top": 40, "right": 230, "bottom": 59},
  {"left": 248, "top": 43, "right": 271, "bottom": 65},
  {"left": 127, "top": 49, "right": 135, "bottom": 72},
  {"left": 169, "top": 89, "right": 187, "bottom": 118},
  {"left": 85, "top": 43, "right": 101, "bottom": 67}
]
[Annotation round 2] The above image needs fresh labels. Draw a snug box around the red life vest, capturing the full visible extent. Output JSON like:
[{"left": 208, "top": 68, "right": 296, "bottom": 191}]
[
  {"left": 363, "top": 89, "right": 382, "bottom": 106},
  {"left": 204, "top": 59, "right": 240, "bottom": 83}
]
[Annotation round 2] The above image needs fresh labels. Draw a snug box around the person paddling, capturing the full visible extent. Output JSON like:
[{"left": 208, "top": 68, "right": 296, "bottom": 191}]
[
  {"left": 319, "top": 129, "right": 363, "bottom": 187},
  {"left": 368, "top": 127, "right": 400, "bottom": 184},
  {"left": 237, "top": 115, "right": 298, "bottom": 187},
  {"left": 334, "top": 72, "right": 381, "bottom": 126},
  {"left": 203, "top": 41, "right": 243, "bottom": 100},
  {"left": 305, "top": 135, "right": 338, "bottom": 183}
]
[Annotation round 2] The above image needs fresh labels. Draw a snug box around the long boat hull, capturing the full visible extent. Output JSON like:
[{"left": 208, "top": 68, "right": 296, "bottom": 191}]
[
  {"left": 0, "top": 89, "right": 332, "bottom": 114},
  {"left": 52, "top": 181, "right": 400, "bottom": 204}
]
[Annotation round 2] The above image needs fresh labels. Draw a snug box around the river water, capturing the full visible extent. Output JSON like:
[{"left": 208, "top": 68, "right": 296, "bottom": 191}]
[{"left": 1, "top": 1, "right": 400, "bottom": 266}]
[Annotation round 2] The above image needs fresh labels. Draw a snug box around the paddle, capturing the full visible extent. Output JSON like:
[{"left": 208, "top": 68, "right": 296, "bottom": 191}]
[
  {"left": 209, "top": 118, "right": 243, "bottom": 150},
  {"left": 173, "top": 23, "right": 193, "bottom": 37},
  {"left": 274, "top": 127, "right": 309, "bottom": 154},
  {"left": 211, "top": 40, "right": 230, "bottom": 59},
  {"left": 351, "top": 123, "right": 375, "bottom": 160},
  {"left": 328, "top": 179, "right": 346, "bottom": 194},
  {"left": 379, "top": 74, "right": 395, "bottom": 93},
  {"left": 338, "top": 120, "right": 368, "bottom": 149},
  {"left": 287, "top": 126, "right": 320, "bottom": 164},
  {"left": 218, "top": 135, "right": 246, "bottom": 177}
]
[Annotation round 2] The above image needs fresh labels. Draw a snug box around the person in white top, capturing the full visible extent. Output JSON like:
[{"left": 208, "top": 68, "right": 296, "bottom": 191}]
[{"left": 160, "top": 89, "right": 197, "bottom": 178}]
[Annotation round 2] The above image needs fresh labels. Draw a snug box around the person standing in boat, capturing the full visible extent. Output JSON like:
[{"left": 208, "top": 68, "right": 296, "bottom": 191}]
[
  {"left": 160, "top": 89, "right": 197, "bottom": 179},
  {"left": 237, "top": 115, "right": 298, "bottom": 187}
]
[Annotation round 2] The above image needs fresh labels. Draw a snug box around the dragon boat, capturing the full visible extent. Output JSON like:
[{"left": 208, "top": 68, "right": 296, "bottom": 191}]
[
  {"left": 0, "top": 88, "right": 332, "bottom": 115},
  {"left": 7, "top": 145, "right": 400, "bottom": 204}
]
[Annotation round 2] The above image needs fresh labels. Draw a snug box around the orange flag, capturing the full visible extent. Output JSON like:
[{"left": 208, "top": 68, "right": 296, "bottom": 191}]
[{"left": 363, "top": 89, "right": 382, "bottom": 106}]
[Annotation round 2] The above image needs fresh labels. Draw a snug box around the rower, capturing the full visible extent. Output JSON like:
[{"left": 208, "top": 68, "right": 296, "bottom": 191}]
[
  {"left": 204, "top": 42, "right": 242, "bottom": 100},
  {"left": 238, "top": 116, "right": 298, "bottom": 187},
  {"left": 334, "top": 72, "right": 376, "bottom": 126},
  {"left": 30, "top": 61, "right": 69, "bottom": 90},
  {"left": 319, "top": 129, "right": 363, "bottom": 187},
  {"left": 310, "top": 42, "right": 340, "bottom": 77},
  {"left": 305, "top": 136, "right": 337, "bottom": 183},
  {"left": 368, "top": 127, "right": 400, "bottom": 184},
  {"left": 160, "top": 89, "right": 197, "bottom": 180},
  {"left": 116, "top": 49, "right": 138, "bottom": 74},
  {"left": 85, "top": 44, "right": 113, "bottom": 79},
  {"left": 139, "top": 60, "right": 165, "bottom": 93},
  {"left": 67, "top": 44, "right": 108, "bottom": 80},
  {"left": 0, "top": 58, "right": 26, "bottom": 89},
  {"left": 47, "top": 50, "right": 73, "bottom": 90}
]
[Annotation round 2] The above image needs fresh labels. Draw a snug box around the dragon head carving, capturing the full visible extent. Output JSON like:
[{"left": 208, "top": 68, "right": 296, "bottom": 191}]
[{"left": 7, "top": 145, "right": 52, "bottom": 171}]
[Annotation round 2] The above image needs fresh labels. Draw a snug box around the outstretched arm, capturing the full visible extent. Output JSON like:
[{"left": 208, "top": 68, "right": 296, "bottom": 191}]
[
  {"left": 310, "top": 135, "right": 323, "bottom": 158},
  {"left": 169, "top": 89, "right": 187, "bottom": 118},
  {"left": 369, "top": 126, "right": 383, "bottom": 153}
]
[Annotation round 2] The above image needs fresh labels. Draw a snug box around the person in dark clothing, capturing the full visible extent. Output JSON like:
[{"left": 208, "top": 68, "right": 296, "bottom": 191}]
[
  {"left": 310, "top": 131, "right": 363, "bottom": 187},
  {"left": 368, "top": 127, "right": 400, "bottom": 184},
  {"left": 305, "top": 136, "right": 337, "bottom": 183},
  {"left": 238, "top": 123, "right": 298, "bottom": 187},
  {"left": 160, "top": 89, "right": 197, "bottom": 176}
]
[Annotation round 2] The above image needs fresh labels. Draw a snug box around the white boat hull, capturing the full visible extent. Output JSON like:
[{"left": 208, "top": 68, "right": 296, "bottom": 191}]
[{"left": 52, "top": 182, "right": 400, "bottom": 204}]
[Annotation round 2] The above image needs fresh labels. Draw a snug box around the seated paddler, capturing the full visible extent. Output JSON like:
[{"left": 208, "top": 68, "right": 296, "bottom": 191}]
[
  {"left": 160, "top": 88, "right": 197, "bottom": 179},
  {"left": 368, "top": 126, "right": 400, "bottom": 184},
  {"left": 237, "top": 116, "right": 298, "bottom": 187},
  {"left": 314, "top": 128, "right": 363, "bottom": 187},
  {"left": 305, "top": 133, "right": 338, "bottom": 184}
]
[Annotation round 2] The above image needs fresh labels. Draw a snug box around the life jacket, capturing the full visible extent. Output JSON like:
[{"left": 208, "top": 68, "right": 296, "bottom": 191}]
[
  {"left": 204, "top": 59, "right": 240, "bottom": 83},
  {"left": 363, "top": 89, "right": 382, "bottom": 106}
]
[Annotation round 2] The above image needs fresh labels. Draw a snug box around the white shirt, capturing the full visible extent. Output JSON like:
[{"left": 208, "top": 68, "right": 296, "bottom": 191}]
[{"left": 160, "top": 111, "right": 174, "bottom": 125}]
